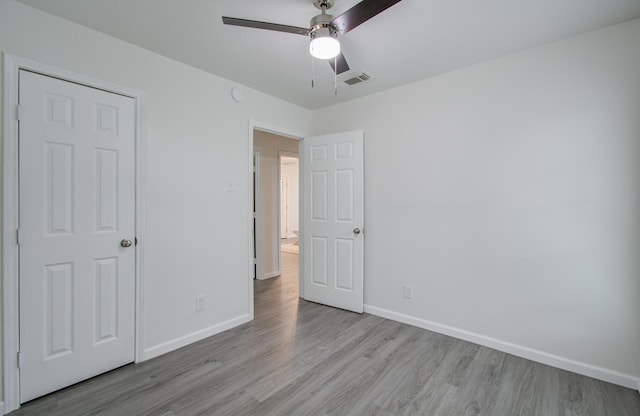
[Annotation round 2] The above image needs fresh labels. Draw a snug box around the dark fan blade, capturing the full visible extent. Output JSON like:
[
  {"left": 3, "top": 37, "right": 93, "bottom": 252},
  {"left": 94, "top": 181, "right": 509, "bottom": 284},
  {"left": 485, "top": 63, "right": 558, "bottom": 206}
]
[
  {"left": 331, "top": 0, "right": 402, "bottom": 34},
  {"left": 328, "top": 52, "right": 350, "bottom": 75},
  {"left": 222, "top": 17, "right": 310, "bottom": 36}
]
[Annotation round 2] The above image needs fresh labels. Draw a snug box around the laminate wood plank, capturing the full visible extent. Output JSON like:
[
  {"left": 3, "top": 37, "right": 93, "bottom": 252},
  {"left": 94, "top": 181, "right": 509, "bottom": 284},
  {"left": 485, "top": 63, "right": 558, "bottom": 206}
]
[
  {"left": 597, "top": 377, "right": 640, "bottom": 415},
  {"left": 312, "top": 329, "right": 430, "bottom": 415},
  {"left": 384, "top": 332, "right": 458, "bottom": 413},
  {"left": 432, "top": 347, "right": 507, "bottom": 415},
  {"left": 314, "top": 333, "right": 470, "bottom": 416},
  {"left": 382, "top": 334, "right": 460, "bottom": 416},
  {"left": 235, "top": 320, "right": 409, "bottom": 415},
  {"left": 246, "top": 317, "right": 399, "bottom": 402},
  {"left": 491, "top": 354, "right": 554, "bottom": 415},
  {"left": 10, "top": 253, "right": 640, "bottom": 415}
]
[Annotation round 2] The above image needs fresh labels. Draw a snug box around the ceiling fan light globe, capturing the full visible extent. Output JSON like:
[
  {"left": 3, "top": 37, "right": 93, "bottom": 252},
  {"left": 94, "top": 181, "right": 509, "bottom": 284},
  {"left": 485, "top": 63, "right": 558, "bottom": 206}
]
[{"left": 310, "top": 36, "right": 340, "bottom": 60}]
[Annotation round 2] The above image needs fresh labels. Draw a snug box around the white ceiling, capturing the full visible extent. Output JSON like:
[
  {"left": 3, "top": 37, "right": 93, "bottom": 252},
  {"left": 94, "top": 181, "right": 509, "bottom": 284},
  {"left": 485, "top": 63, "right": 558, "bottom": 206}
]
[{"left": 16, "top": 0, "right": 640, "bottom": 109}]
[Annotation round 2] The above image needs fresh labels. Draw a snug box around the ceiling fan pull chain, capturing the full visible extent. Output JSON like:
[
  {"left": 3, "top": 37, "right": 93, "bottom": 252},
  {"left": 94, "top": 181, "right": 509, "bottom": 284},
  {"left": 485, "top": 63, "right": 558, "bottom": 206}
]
[{"left": 311, "top": 55, "right": 315, "bottom": 88}]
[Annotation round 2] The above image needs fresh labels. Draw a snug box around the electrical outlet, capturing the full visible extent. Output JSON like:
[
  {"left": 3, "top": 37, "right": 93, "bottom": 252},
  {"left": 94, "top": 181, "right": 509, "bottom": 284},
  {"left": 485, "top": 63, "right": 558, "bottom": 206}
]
[
  {"left": 403, "top": 285, "right": 414, "bottom": 299},
  {"left": 195, "top": 295, "right": 205, "bottom": 311}
]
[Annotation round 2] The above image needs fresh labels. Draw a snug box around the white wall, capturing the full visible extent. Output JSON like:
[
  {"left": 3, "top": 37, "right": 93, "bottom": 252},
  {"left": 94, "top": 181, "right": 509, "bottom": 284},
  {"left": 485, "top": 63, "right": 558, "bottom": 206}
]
[
  {"left": 313, "top": 18, "right": 640, "bottom": 387},
  {"left": 0, "top": 0, "right": 312, "bottom": 364},
  {"left": 254, "top": 131, "right": 299, "bottom": 279},
  {"left": 281, "top": 160, "right": 300, "bottom": 238}
]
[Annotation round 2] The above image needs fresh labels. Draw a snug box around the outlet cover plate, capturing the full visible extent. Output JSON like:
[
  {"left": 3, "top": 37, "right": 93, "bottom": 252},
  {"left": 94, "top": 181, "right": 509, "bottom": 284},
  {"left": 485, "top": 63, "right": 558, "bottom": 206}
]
[{"left": 403, "top": 285, "right": 414, "bottom": 299}]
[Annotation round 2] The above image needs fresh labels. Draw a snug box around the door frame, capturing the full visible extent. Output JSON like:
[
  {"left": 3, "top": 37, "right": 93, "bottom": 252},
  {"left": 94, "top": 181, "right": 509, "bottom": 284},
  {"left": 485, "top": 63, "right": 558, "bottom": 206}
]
[
  {"left": 253, "top": 148, "right": 263, "bottom": 280},
  {"left": 247, "top": 121, "right": 305, "bottom": 315},
  {"left": 2, "top": 54, "right": 146, "bottom": 413}
]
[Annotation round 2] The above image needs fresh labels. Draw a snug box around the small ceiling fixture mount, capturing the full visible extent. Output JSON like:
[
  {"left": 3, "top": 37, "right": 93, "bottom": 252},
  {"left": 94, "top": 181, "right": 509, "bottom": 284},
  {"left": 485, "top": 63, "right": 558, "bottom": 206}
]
[{"left": 312, "top": 0, "right": 335, "bottom": 10}]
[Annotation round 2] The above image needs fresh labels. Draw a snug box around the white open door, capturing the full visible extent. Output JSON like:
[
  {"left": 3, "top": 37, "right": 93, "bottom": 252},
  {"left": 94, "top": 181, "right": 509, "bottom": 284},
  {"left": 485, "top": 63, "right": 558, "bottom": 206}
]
[
  {"left": 18, "top": 71, "right": 136, "bottom": 402},
  {"left": 302, "top": 130, "right": 364, "bottom": 313}
]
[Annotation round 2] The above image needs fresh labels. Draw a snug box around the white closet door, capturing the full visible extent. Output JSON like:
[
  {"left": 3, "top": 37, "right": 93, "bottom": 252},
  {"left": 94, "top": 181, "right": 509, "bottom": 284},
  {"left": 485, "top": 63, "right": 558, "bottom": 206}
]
[{"left": 19, "top": 71, "right": 136, "bottom": 403}]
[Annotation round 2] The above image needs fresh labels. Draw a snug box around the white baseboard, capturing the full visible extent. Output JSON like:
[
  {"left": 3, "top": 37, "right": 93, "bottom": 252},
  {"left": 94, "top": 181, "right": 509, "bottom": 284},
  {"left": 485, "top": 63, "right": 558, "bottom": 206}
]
[
  {"left": 142, "top": 313, "right": 252, "bottom": 361},
  {"left": 258, "top": 271, "right": 280, "bottom": 280},
  {"left": 0, "top": 401, "right": 5, "bottom": 415},
  {"left": 364, "top": 305, "right": 640, "bottom": 391}
]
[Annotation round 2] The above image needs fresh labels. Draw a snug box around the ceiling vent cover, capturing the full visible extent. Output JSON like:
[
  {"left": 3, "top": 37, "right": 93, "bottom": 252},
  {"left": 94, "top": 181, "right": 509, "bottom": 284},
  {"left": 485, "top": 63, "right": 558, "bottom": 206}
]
[{"left": 342, "top": 72, "right": 372, "bottom": 86}]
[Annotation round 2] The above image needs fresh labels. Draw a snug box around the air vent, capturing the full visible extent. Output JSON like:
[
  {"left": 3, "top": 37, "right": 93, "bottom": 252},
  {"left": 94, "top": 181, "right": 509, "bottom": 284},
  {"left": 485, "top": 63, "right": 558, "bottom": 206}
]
[{"left": 342, "top": 72, "right": 372, "bottom": 86}]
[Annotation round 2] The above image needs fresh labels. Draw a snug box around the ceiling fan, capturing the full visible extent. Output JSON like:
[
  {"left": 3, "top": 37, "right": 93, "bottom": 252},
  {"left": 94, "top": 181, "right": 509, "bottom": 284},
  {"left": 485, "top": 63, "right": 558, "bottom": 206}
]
[{"left": 222, "top": 0, "right": 402, "bottom": 77}]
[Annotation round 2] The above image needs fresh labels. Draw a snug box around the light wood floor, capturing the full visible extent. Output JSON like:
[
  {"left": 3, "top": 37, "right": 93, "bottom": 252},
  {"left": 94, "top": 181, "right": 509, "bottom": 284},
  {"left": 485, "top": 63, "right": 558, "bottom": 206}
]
[{"left": 11, "top": 252, "right": 640, "bottom": 415}]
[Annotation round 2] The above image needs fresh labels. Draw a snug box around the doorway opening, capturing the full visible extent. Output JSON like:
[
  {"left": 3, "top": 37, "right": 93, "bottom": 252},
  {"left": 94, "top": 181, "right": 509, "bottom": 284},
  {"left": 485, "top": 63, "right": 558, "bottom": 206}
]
[{"left": 252, "top": 129, "right": 301, "bottom": 305}]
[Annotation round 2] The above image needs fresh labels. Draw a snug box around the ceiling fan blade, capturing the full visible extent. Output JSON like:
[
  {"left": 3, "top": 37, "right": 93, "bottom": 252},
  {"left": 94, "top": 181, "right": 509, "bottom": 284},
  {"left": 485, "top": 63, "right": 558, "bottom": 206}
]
[
  {"left": 331, "top": 0, "right": 402, "bottom": 34},
  {"left": 328, "top": 52, "right": 350, "bottom": 75},
  {"left": 222, "top": 17, "right": 310, "bottom": 36}
]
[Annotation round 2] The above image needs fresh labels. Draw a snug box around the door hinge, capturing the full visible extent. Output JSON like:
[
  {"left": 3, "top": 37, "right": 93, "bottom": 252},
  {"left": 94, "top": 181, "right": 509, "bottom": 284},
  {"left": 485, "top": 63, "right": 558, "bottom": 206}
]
[
  {"left": 16, "top": 104, "right": 21, "bottom": 121},
  {"left": 16, "top": 228, "right": 21, "bottom": 245},
  {"left": 17, "top": 351, "right": 22, "bottom": 369},
  {"left": 252, "top": 212, "right": 256, "bottom": 219},
  {"left": 253, "top": 165, "right": 256, "bottom": 173},
  {"left": 253, "top": 258, "right": 257, "bottom": 265}
]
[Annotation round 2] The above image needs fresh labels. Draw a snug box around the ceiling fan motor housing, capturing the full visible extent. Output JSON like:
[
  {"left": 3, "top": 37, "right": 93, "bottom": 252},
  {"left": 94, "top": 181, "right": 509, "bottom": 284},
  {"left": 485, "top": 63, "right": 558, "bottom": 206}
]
[
  {"left": 310, "top": 13, "right": 336, "bottom": 34},
  {"left": 309, "top": 13, "right": 340, "bottom": 60},
  {"left": 309, "top": 13, "right": 339, "bottom": 52}
]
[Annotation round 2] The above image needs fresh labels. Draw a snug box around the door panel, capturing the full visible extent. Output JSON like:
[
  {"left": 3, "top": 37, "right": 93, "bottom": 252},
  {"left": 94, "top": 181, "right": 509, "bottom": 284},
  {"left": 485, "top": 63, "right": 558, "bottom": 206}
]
[
  {"left": 19, "top": 71, "right": 136, "bottom": 403},
  {"left": 303, "top": 131, "right": 364, "bottom": 313},
  {"left": 95, "top": 257, "right": 119, "bottom": 343},
  {"left": 44, "top": 263, "right": 74, "bottom": 358},
  {"left": 95, "top": 149, "right": 120, "bottom": 231}
]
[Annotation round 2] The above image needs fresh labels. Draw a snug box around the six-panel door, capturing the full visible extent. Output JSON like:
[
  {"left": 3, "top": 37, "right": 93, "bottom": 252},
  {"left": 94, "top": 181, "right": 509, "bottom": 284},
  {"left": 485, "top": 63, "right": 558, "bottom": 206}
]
[
  {"left": 303, "top": 131, "right": 364, "bottom": 313},
  {"left": 19, "top": 71, "right": 136, "bottom": 403}
]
